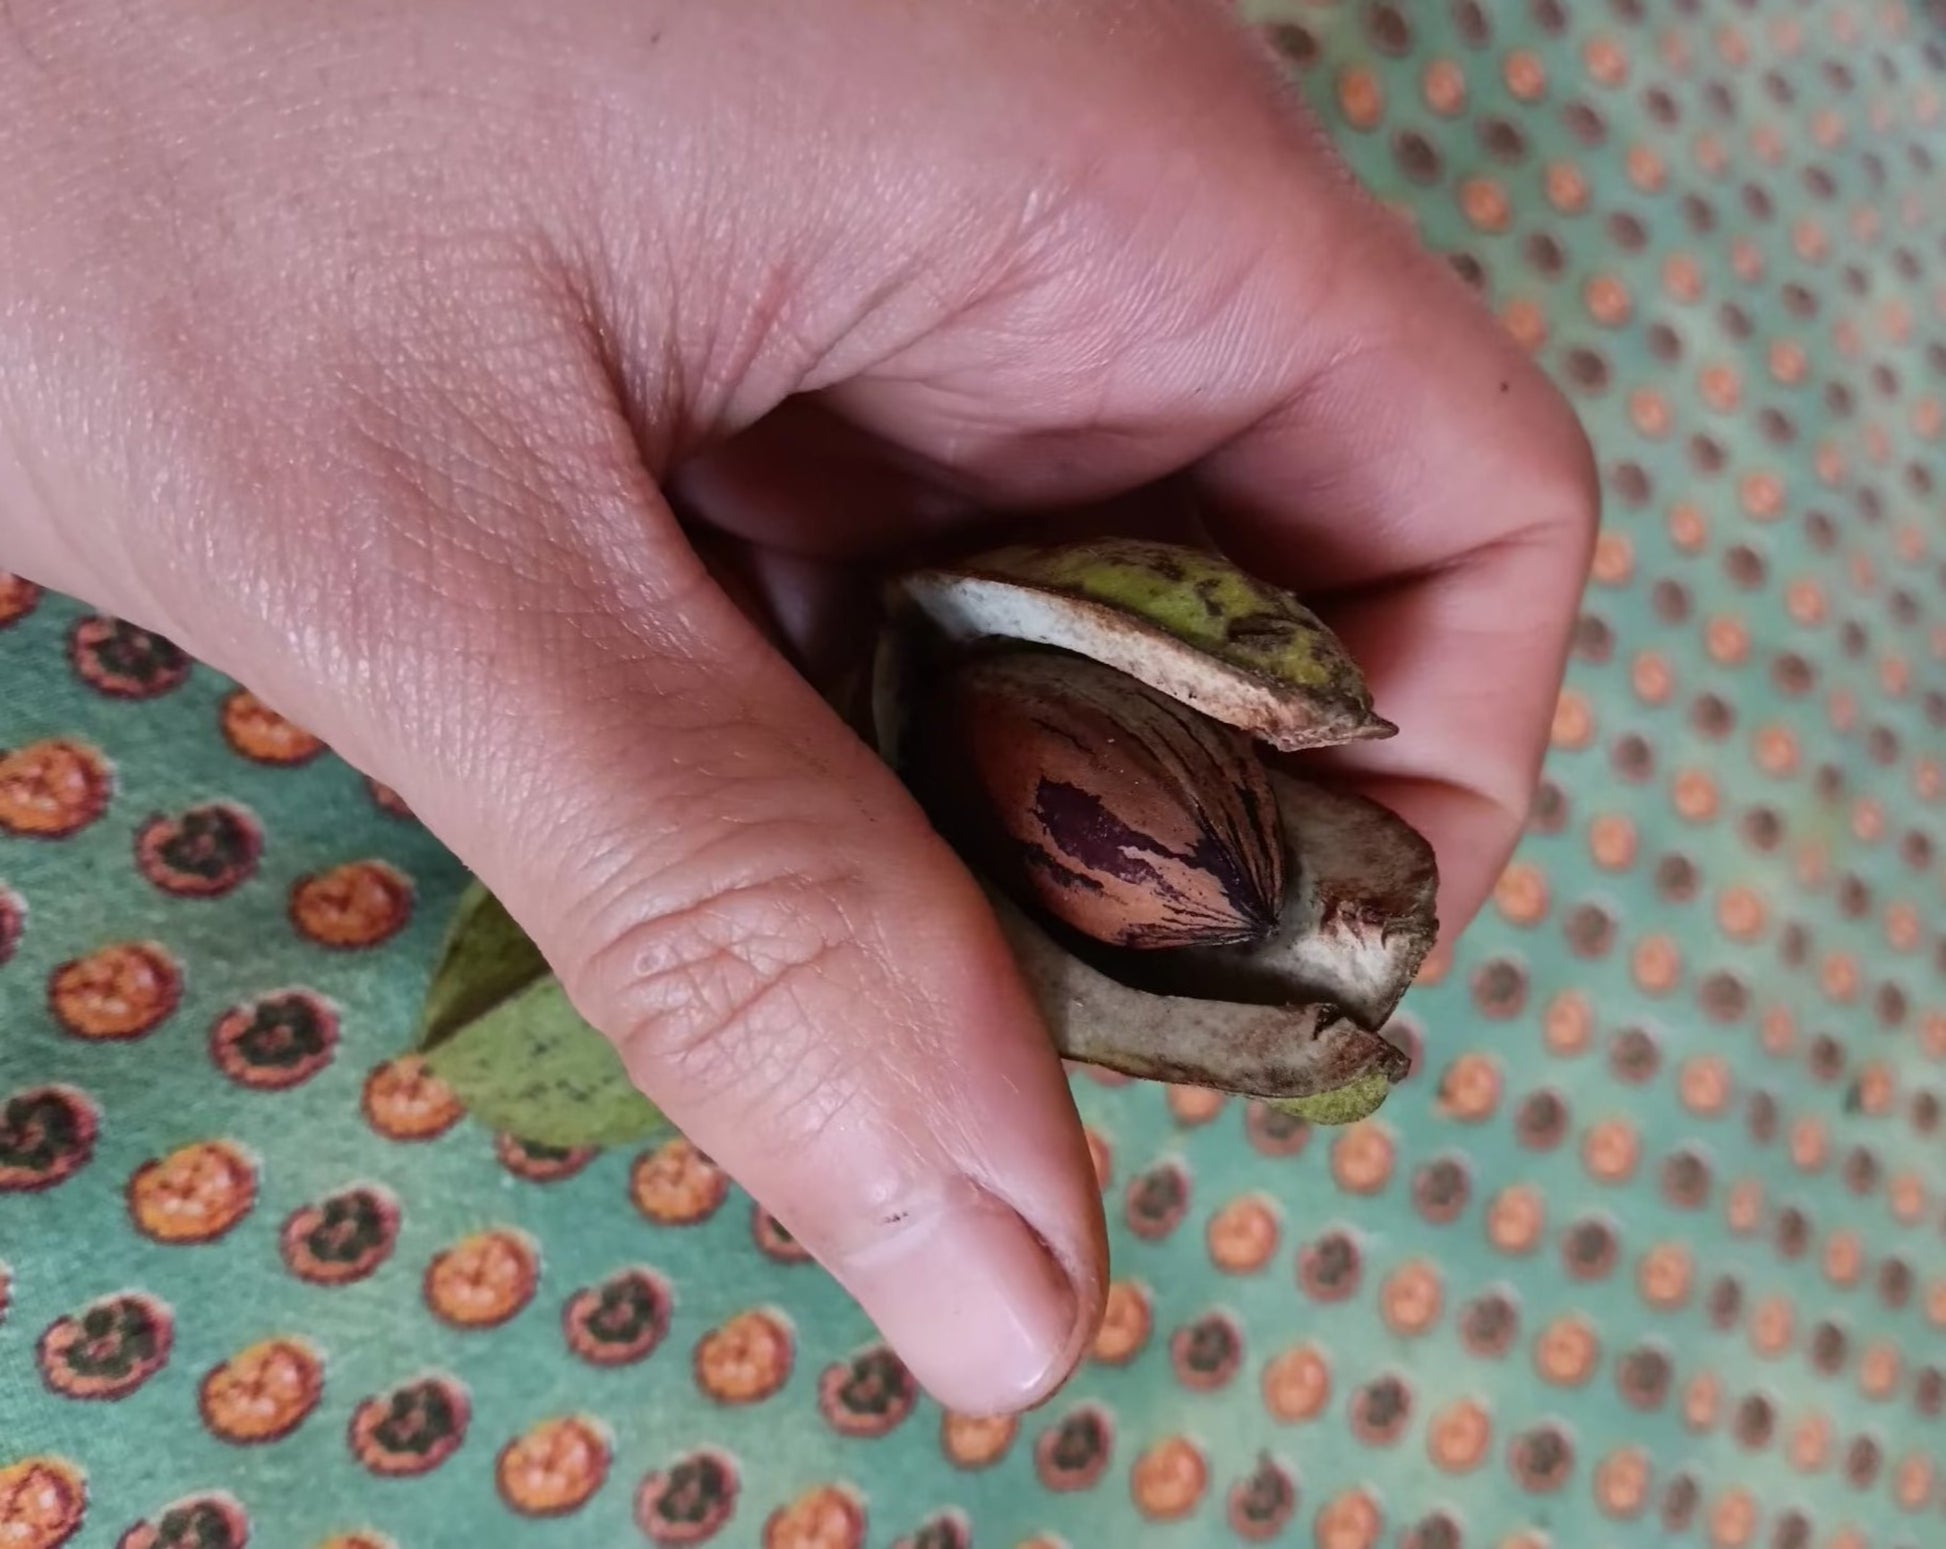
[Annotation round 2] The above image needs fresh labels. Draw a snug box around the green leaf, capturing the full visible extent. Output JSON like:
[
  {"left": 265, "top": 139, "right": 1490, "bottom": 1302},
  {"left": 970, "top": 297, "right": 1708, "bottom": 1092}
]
[
  {"left": 418, "top": 882, "right": 551, "bottom": 1053},
  {"left": 417, "top": 880, "right": 665, "bottom": 1146},
  {"left": 423, "top": 975, "right": 665, "bottom": 1147}
]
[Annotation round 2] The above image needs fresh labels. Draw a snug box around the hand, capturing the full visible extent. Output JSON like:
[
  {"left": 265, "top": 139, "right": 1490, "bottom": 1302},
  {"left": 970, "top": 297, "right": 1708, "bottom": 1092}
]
[{"left": 0, "top": 0, "right": 1595, "bottom": 1413}]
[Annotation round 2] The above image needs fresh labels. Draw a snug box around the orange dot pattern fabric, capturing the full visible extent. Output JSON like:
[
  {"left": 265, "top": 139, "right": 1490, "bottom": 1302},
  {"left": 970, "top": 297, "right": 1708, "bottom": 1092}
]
[{"left": 3, "top": 1, "right": 1945, "bottom": 1546}]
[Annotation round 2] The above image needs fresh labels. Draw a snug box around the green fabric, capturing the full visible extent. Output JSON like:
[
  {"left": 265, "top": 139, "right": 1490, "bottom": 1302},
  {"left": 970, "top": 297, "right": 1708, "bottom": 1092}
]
[{"left": 4, "top": 1, "right": 1944, "bottom": 1546}]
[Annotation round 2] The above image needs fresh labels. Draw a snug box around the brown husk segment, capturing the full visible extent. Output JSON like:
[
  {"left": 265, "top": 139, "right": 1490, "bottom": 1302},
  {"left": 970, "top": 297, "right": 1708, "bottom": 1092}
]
[
  {"left": 895, "top": 539, "right": 1394, "bottom": 752},
  {"left": 1160, "top": 774, "right": 1437, "bottom": 1030},
  {"left": 985, "top": 883, "right": 1408, "bottom": 1099}
]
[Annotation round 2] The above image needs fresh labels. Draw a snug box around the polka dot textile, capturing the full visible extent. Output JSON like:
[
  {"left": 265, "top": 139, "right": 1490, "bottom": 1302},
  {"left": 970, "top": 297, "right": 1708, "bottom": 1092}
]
[{"left": 3, "top": 1, "right": 1945, "bottom": 1545}]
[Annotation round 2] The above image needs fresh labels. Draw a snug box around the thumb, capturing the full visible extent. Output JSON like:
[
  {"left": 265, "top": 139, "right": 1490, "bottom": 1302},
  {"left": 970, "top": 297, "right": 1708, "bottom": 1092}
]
[
  {"left": 390, "top": 450, "right": 1104, "bottom": 1416},
  {"left": 13, "top": 373, "right": 1106, "bottom": 1416}
]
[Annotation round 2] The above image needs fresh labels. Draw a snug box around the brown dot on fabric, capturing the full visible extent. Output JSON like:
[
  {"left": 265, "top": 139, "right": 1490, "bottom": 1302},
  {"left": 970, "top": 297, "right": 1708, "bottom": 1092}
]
[
  {"left": 1478, "top": 116, "right": 1528, "bottom": 162},
  {"left": 1772, "top": 1513, "right": 1811, "bottom": 1549},
  {"left": 1451, "top": 0, "right": 1490, "bottom": 44},
  {"left": 1364, "top": 3, "right": 1412, "bottom": 55},
  {"left": 1692, "top": 693, "right": 1736, "bottom": 737},
  {"left": 1566, "top": 347, "right": 1611, "bottom": 392},
  {"left": 1561, "top": 101, "right": 1607, "bottom": 145},
  {"left": 1661, "top": 1473, "right": 1700, "bottom": 1530},
  {"left": 1607, "top": 212, "right": 1647, "bottom": 250},
  {"left": 1771, "top": 653, "right": 1816, "bottom": 695},
  {"left": 1394, "top": 131, "right": 1443, "bottom": 182},
  {"left": 1875, "top": 982, "right": 1907, "bottom": 1029},
  {"left": 1808, "top": 1033, "right": 1846, "bottom": 1082},
  {"left": 1610, "top": 1027, "right": 1660, "bottom": 1083},
  {"left": 1574, "top": 614, "right": 1614, "bottom": 663},
  {"left": 1746, "top": 1089, "right": 1778, "bottom": 1144},
  {"left": 1565, "top": 902, "right": 1617, "bottom": 959},
  {"left": 1526, "top": 232, "right": 1568, "bottom": 277},
  {"left": 1472, "top": 957, "right": 1530, "bottom": 1018},
  {"left": 1612, "top": 734, "right": 1656, "bottom": 782},
  {"left": 1263, "top": 22, "right": 1319, "bottom": 67},
  {"left": 1698, "top": 970, "right": 1748, "bottom": 1023},
  {"left": 1653, "top": 852, "right": 1697, "bottom": 901},
  {"left": 1741, "top": 807, "right": 1783, "bottom": 851},
  {"left": 1810, "top": 1320, "right": 1848, "bottom": 1374},
  {"left": 1609, "top": 461, "right": 1649, "bottom": 502},
  {"left": 1529, "top": 779, "right": 1569, "bottom": 834},
  {"left": 1724, "top": 545, "right": 1766, "bottom": 587},
  {"left": 1529, "top": 0, "right": 1567, "bottom": 33}
]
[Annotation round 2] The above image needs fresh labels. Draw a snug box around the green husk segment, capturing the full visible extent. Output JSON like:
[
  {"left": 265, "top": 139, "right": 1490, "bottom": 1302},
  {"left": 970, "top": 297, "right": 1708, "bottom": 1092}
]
[
  {"left": 416, "top": 882, "right": 665, "bottom": 1147},
  {"left": 896, "top": 539, "right": 1393, "bottom": 752}
]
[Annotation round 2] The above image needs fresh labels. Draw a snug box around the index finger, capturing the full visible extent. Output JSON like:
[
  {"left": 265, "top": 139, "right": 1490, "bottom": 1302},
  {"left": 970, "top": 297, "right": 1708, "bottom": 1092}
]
[{"left": 1194, "top": 227, "right": 1599, "bottom": 931}]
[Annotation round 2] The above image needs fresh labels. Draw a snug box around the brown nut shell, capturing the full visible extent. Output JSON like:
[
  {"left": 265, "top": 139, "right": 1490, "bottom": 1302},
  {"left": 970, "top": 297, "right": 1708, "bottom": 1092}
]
[{"left": 919, "top": 651, "right": 1286, "bottom": 951}]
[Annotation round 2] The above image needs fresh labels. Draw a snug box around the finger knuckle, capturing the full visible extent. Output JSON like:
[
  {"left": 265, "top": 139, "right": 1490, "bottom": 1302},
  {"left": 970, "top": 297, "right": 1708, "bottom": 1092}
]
[{"left": 569, "top": 852, "right": 872, "bottom": 1113}]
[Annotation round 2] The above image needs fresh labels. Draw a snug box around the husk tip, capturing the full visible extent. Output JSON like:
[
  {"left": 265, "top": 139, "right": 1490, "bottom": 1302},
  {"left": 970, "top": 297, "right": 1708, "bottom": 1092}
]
[{"left": 1265, "top": 1067, "right": 1393, "bottom": 1126}]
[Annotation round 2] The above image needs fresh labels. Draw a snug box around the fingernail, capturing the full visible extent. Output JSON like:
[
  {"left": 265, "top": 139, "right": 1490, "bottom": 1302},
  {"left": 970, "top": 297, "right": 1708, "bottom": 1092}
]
[{"left": 835, "top": 1183, "right": 1079, "bottom": 1415}]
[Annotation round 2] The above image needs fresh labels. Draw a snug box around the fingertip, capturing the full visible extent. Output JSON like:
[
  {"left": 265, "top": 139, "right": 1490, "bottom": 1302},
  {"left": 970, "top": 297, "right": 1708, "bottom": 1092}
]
[{"left": 826, "top": 1179, "right": 1096, "bottom": 1415}]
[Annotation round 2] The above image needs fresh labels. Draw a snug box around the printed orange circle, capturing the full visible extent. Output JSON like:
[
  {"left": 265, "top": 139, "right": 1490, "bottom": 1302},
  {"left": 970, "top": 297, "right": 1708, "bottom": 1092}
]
[
  {"left": 424, "top": 1229, "right": 539, "bottom": 1330},
  {"left": 1486, "top": 1184, "right": 1546, "bottom": 1255},
  {"left": 1330, "top": 1123, "right": 1394, "bottom": 1195},
  {"left": 1427, "top": 1398, "right": 1491, "bottom": 1474},
  {"left": 1128, "top": 1436, "right": 1206, "bottom": 1521},
  {"left": 1261, "top": 1344, "right": 1331, "bottom": 1424},
  {"left": 361, "top": 1056, "right": 464, "bottom": 1141},
  {"left": 694, "top": 1309, "right": 794, "bottom": 1405},
  {"left": 1313, "top": 1489, "right": 1382, "bottom": 1549},
  {"left": 199, "top": 1337, "right": 324, "bottom": 1444},
  {"left": 128, "top": 1140, "right": 257, "bottom": 1244},
  {"left": 1437, "top": 1053, "right": 1502, "bottom": 1122},
  {"left": 1594, "top": 1447, "right": 1651, "bottom": 1518},
  {"left": 0, "top": 1458, "right": 86, "bottom": 1549},
  {"left": 1638, "top": 1242, "right": 1694, "bottom": 1310},
  {"left": 940, "top": 1412, "right": 1016, "bottom": 1470},
  {"left": 1379, "top": 1260, "right": 1443, "bottom": 1338},
  {"left": 1091, "top": 1281, "right": 1151, "bottom": 1365},
  {"left": 496, "top": 1416, "right": 610, "bottom": 1517},
  {"left": 1206, "top": 1196, "right": 1280, "bottom": 1275},
  {"left": 1533, "top": 1315, "right": 1600, "bottom": 1386}
]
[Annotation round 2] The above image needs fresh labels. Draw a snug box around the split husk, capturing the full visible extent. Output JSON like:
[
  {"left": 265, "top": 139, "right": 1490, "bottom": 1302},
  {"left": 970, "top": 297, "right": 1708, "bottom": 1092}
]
[
  {"left": 412, "top": 537, "right": 1435, "bottom": 1144},
  {"left": 876, "top": 539, "right": 1436, "bottom": 1123}
]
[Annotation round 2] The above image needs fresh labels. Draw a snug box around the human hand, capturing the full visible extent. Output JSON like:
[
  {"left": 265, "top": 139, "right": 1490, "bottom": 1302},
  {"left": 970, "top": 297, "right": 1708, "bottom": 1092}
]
[{"left": 0, "top": 0, "right": 1595, "bottom": 1413}]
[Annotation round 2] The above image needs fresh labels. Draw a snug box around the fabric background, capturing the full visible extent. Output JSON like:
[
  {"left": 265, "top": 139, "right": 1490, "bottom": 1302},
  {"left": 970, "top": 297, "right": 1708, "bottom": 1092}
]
[{"left": 3, "top": 1, "right": 1944, "bottom": 1545}]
